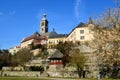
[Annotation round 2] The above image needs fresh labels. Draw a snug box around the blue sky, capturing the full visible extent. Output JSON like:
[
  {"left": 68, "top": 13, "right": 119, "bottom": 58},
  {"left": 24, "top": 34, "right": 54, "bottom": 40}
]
[{"left": 0, "top": 0, "right": 116, "bottom": 49}]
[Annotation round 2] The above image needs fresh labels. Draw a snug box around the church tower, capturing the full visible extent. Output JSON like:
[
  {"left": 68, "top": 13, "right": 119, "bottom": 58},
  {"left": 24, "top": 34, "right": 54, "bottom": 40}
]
[{"left": 40, "top": 13, "right": 48, "bottom": 34}]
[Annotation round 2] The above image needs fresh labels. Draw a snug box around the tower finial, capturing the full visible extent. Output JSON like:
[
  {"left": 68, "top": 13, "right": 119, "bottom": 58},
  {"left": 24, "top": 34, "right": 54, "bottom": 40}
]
[
  {"left": 88, "top": 17, "right": 93, "bottom": 24},
  {"left": 43, "top": 13, "right": 46, "bottom": 18},
  {"left": 42, "top": 13, "right": 47, "bottom": 20}
]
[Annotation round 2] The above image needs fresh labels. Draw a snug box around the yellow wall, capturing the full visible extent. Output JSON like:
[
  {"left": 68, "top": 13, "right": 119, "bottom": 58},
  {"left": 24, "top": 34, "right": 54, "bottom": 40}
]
[{"left": 47, "top": 37, "right": 66, "bottom": 48}]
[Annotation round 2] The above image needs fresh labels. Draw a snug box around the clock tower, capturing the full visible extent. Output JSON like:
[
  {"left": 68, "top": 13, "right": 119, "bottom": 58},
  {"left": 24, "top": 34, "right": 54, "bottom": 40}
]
[{"left": 40, "top": 13, "right": 48, "bottom": 34}]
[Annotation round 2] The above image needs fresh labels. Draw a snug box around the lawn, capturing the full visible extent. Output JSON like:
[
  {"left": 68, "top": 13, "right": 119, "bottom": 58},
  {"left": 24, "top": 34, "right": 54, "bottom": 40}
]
[
  {"left": 0, "top": 76, "right": 119, "bottom": 80},
  {"left": 0, "top": 77, "right": 48, "bottom": 80}
]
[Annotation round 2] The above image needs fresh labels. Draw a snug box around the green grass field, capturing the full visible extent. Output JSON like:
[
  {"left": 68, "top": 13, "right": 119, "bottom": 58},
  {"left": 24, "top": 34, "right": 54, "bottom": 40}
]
[
  {"left": 0, "top": 77, "right": 119, "bottom": 80},
  {"left": 0, "top": 77, "right": 48, "bottom": 80}
]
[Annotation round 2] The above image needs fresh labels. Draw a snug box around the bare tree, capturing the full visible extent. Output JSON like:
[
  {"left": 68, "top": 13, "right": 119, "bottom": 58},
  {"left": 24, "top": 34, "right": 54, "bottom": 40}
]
[{"left": 89, "top": 6, "right": 120, "bottom": 78}]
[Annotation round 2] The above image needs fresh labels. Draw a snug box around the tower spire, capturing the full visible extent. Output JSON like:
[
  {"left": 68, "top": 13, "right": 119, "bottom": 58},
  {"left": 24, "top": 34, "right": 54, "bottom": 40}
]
[{"left": 88, "top": 17, "right": 93, "bottom": 24}]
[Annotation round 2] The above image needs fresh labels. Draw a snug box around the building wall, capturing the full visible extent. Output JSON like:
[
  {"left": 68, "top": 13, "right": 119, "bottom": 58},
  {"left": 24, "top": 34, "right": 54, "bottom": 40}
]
[
  {"left": 66, "top": 29, "right": 76, "bottom": 42},
  {"left": 67, "top": 24, "right": 94, "bottom": 43},
  {"left": 47, "top": 37, "right": 66, "bottom": 48},
  {"left": 9, "top": 46, "right": 21, "bottom": 55},
  {"left": 49, "top": 64, "right": 63, "bottom": 72},
  {"left": 47, "top": 24, "right": 94, "bottom": 48},
  {"left": 21, "top": 39, "right": 34, "bottom": 48},
  {"left": 30, "top": 49, "right": 40, "bottom": 56}
]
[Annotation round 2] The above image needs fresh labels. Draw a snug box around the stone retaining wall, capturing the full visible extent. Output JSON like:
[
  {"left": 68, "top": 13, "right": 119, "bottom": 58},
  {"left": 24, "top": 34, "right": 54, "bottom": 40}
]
[{"left": 2, "top": 71, "right": 40, "bottom": 77}]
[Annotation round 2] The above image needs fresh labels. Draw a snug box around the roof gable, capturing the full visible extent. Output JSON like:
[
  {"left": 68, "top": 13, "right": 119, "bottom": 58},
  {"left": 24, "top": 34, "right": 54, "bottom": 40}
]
[
  {"left": 21, "top": 32, "right": 40, "bottom": 43},
  {"left": 67, "top": 22, "right": 86, "bottom": 37},
  {"left": 50, "top": 50, "right": 63, "bottom": 58}
]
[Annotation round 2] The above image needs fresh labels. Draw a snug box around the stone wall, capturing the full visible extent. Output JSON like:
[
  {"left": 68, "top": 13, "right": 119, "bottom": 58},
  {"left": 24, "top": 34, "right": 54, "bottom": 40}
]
[
  {"left": 31, "top": 49, "right": 40, "bottom": 56},
  {"left": 2, "top": 71, "right": 40, "bottom": 77},
  {"left": 2, "top": 67, "right": 24, "bottom": 71}
]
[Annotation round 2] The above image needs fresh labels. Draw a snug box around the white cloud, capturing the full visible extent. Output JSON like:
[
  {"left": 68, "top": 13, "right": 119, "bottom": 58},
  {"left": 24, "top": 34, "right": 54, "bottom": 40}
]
[
  {"left": 74, "top": 0, "right": 86, "bottom": 22},
  {"left": 0, "top": 12, "right": 4, "bottom": 16},
  {"left": 9, "top": 10, "right": 16, "bottom": 15},
  {"left": 75, "top": 0, "right": 81, "bottom": 19},
  {"left": 0, "top": 11, "right": 16, "bottom": 16}
]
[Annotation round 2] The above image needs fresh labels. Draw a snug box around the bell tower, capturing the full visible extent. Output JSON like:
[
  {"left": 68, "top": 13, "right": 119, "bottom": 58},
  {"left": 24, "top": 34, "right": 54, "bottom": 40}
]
[{"left": 40, "top": 13, "right": 48, "bottom": 34}]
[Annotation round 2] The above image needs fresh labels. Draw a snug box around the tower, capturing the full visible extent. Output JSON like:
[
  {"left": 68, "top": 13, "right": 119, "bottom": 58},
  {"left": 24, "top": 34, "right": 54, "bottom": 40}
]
[{"left": 40, "top": 13, "right": 48, "bottom": 34}]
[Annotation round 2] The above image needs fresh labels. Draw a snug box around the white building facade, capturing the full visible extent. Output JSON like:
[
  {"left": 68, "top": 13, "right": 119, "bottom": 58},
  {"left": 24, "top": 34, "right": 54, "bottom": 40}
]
[{"left": 67, "top": 23, "right": 94, "bottom": 43}]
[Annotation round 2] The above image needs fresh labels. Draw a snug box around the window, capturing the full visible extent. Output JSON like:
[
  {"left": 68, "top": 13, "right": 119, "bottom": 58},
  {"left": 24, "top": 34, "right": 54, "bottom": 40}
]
[
  {"left": 42, "top": 28, "right": 44, "bottom": 31},
  {"left": 41, "top": 22, "right": 44, "bottom": 26},
  {"left": 80, "top": 36, "right": 84, "bottom": 39},
  {"left": 80, "top": 30, "right": 84, "bottom": 34}
]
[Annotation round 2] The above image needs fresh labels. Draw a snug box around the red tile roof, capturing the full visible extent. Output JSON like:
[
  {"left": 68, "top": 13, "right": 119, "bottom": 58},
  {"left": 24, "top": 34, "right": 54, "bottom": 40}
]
[
  {"left": 21, "top": 33, "right": 40, "bottom": 43},
  {"left": 21, "top": 32, "right": 48, "bottom": 44}
]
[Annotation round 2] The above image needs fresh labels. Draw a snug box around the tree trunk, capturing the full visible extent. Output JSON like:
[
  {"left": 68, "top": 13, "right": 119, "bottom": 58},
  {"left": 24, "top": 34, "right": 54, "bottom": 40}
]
[{"left": 77, "top": 66, "right": 83, "bottom": 78}]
